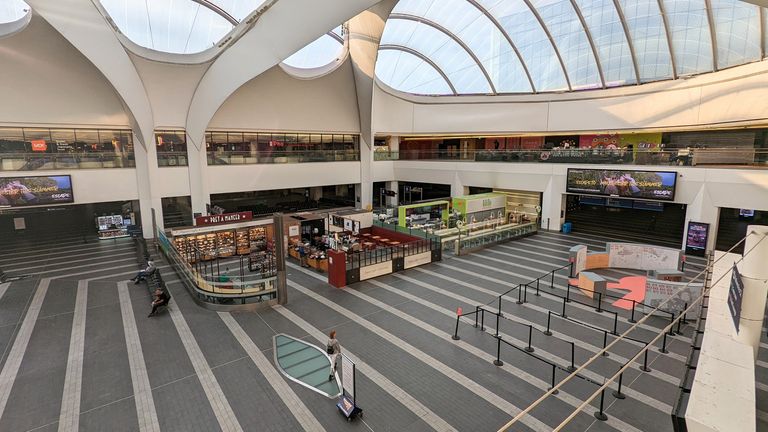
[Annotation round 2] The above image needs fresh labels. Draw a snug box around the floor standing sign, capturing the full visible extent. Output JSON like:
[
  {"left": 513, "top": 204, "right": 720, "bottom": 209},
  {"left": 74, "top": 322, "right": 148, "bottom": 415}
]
[{"left": 336, "top": 353, "right": 362, "bottom": 421}]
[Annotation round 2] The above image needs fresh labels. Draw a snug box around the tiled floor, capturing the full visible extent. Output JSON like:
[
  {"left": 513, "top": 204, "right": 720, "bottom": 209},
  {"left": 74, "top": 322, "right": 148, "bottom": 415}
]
[{"left": 0, "top": 229, "right": 762, "bottom": 431}]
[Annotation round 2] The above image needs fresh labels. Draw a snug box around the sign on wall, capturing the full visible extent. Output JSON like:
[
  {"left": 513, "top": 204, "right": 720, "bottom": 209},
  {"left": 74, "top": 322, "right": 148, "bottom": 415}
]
[
  {"left": 728, "top": 265, "right": 744, "bottom": 333},
  {"left": 566, "top": 168, "right": 677, "bottom": 201},
  {"left": 0, "top": 175, "right": 74, "bottom": 208},
  {"left": 195, "top": 211, "right": 252, "bottom": 226},
  {"left": 644, "top": 279, "right": 703, "bottom": 315},
  {"left": 685, "top": 222, "right": 710, "bottom": 257}
]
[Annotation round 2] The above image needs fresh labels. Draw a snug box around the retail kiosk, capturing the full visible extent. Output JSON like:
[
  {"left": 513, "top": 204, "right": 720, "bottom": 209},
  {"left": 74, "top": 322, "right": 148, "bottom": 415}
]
[
  {"left": 397, "top": 200, "right": 450, "bottom": 229},
  {"left": 96, "top": 214, "right": 130, "bottom": 240},
  {"left": 452, "top": 192, "right": 507, "bottom": 225}
]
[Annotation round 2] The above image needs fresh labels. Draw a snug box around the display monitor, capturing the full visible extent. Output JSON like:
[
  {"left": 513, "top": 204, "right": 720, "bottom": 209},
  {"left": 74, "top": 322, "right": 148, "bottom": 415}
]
[
  {"left": 0, "top": 175, "right": 74, "bottom": 208},
  {"left": 739, "top": 209, "right": 754, "bottom": 217},
  {"left": 566, "top": 169, "right": 677, "bottom": 201},
  {"left": 685, "top": 221, "right": 710, "bottom": 256}
]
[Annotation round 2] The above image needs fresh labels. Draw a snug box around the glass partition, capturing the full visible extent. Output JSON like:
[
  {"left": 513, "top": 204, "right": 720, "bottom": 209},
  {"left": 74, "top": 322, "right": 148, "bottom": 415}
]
[
  {"left": 0, "top": 127, "right": 134, "bottom": 171},
  {"left": 155, "top": 130, "right": 188, "bottom": 167},
  {"left": 206, "top": 131, "right": 360, "bottom": 165}
]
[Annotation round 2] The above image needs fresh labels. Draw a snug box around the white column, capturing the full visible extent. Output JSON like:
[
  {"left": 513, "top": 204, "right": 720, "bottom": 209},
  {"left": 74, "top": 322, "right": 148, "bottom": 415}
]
[
  {"left": 450, "top": 175, "right": 465, "bottom": 198},
  {"left": 541, "top": 176, "right": 565, "bottom": 232},
  {"left": 385, "top": 181, "right": 398, "bottom": 207},
  {"left": 682, "top": 184, "right": 719, "bottom": 252},
  {"left": 735, "top": 225, "right": 768, "bottom": 358},
  {"left": 186, "top": 133, "right": 210, "bottom": 218},
  {"left": 133, "top": 133, "right": 164, "bottom": 238},
  {"left": 358, "top": 136, "right": 373, "bottom": 210},
  {"left": 387, "top": 135, "right": 400, "bottom": 153}
]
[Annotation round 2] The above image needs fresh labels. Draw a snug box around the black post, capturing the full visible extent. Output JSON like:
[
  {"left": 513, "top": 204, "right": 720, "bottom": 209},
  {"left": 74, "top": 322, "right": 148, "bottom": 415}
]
[
  {"left": 682, "top": 302, "right": 688, "bottom": 324},
  {"left": 566, "top": 284, "right": 571, "bottom": 303},
  {"left": 668, "top": 312, "right": 676, "bottom": 336},
  {"left": 517, "top": 284, "right": 523, "bottom": 305},
  {"left": 480, "top": 308, "right": 485, "bottom": 331},
  {"left": 569, "top": 261, "right": 574, "bottom": 278},
  {"left": 595, "top": 292, "right": 603, "bottom": 313},
  {"left": 612, "top": 373, "right": 626, "bottom": 399},
  {"left": 544, "top": 312, "right": 553, "bottom": 336},
  {"left": 498, "top": 296, "right": 502, "bottom": 316},
  {"left": 602, "top": 331, "right": 610, "bottom": 357},
  {"left": 659, "top": 333, "right": 669, "bottom": 354},
  {"left": 594, "top": 389, "right": 608, "bottom": 421},
  {"left": 640, "top": 347, "right": 652, "bottom": 372},
  {"left": 525, "top": 325, "right": 534, "bottom": 353},
  {"left": 677, "top": 313, "right": 683, "bottom": 334},
  {"left": 550, "top": 271, "right": 555, "bottom": 290},
  {"left": 474, "top": 306, "right": 479, "bottom": 328},
  {"left": 536, "top": 278, "right": 540, "bottom": 296},
  {"left": 452, "top": 315, "right": 460, "bottom": 340},
  {"left": 493, "top": 336, "right": 503, "bottom": 366},
  {"left": 612, "top": 312, "right": 618, "bottom": 335},
  {"left": 629, "top": 300, "right": 637, "bottom": 323},
  {"left": 550, "top": 364, "right": 559, "bottom": 394},
  {"left": 523, "top": 284, "right": 528, "bottom": 303},
  {"left": 567, "top": 342, "right": 576, "bottom": 372},
  {"left": 495, "top": 311, "right": 500, "bottom": 338},
  {"left": 562, "top": 297, "right": 567, "bottom": 318}
]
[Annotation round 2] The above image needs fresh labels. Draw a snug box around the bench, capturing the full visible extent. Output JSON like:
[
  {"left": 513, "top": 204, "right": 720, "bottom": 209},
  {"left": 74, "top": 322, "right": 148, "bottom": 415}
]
[{"left": 577, "top": 271, "right": 607, "bottom": 299}]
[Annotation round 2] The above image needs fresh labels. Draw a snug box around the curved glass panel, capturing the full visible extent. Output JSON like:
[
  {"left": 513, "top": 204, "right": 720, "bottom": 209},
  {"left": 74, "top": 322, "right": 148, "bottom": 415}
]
[
  {"left": 618, "top": 0, "right": 673, "bottom": 81},
  {"left": 710, "top": 0, "right": 760, "bottom": 69},
  {"left": 531, "top": 0, "right": 601, "bottom": 89},
  {"left": 478, "top": 0, "right": 569, "bottom": 91},
  {"left": 283, "top": 26, "right": 345, "bottom": 69},
  {"left": 209, "top": 0, "right": 264, "bottom": 21},
  {"left": 664, "top": 0, "right": 713, "bottom": 75},
  {"left": 575, "top": 0, "right": 636, "bottom": 86},
  {"left": 376, "top": 0, "right": 767, "bottom": 95},
  {"left": 376, "top": 49, "right": 454, "bottom": 95},
  {"left": 395, "top": 0, "right": 532, "bottom": 92},
  {"left": 101, "top": 0, "right": 235, "bottom": 54},
  {"left": 0, "top": 0, "right": 28, "bottom": 24},
  {"left": 381, "top": 19, "right": 492, "bottom": 93}
]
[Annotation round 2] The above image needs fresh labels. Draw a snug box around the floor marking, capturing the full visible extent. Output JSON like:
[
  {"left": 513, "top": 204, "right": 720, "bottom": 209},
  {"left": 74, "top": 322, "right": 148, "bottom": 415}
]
[
  {"left": 273, "top": 305, "right": 458, "bottom": 432},
  {"left": 218, "top": 313, "right": 325, "bottom": 432},
  {"left": 6, "top": 250, "right": 136, "bottom": 272},
  {"left": 118, "top": 282, "right": 161, "bottom": 432},
  {"left": 0, "top": 278, "right": 50, "bottom": 418},
  {"left": 286, "top": 278, "right": 553, "bottom": 432},
  {"left": 58, "top": 280, "right": 88, "bottom": 432},
  {"left": 167, "top": 298, "right": 243, "bottom": 431}
]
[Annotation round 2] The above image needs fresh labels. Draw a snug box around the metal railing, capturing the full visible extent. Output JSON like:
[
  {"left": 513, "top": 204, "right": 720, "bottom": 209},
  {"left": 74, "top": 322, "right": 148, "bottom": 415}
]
[
  {"left": 157, "top": 152, "right": 188, "bottom": 167},
  {"left": 156, "top": 230, "right": 277, "bottom": 305},
  {"left": 374, "top": 147, "right": 768, "bottom": 167},
  {"left": 345, "top": 237, "right": 438, "bottom": 269},
  {"left": 0, "top": 152, "right": 135, "bottom": 171},
  {"left": 207, "top": 149, "right": 360, "bottom": 165}
]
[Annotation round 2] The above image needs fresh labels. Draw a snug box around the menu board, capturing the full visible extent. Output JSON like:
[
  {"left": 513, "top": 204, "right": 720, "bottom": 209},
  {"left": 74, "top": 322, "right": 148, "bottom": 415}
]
[
  {"left": 566, "top": 168, "right": 677, "bottom": 201},
  {"left": 0, "top": 175, "right": 74, "bottom": 207}
]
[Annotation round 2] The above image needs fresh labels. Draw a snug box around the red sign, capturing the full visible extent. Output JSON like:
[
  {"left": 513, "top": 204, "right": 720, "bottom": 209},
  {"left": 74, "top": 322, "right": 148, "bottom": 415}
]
[
  {"left": 31, "top": 140, "right": 47, "bottom": 152},
  {"left": 195, "top": 211, "right": 253, "bottom": 226}
]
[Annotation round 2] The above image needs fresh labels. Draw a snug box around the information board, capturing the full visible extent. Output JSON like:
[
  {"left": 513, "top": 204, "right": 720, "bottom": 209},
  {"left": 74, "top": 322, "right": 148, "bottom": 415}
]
[
  {"left": 341, "top": 354, "right": 355, "bottom": 399},
  {"left": 644, "top": 279, "right": 703, "bottom": 314},
  {"left": 728, "top": 265, "right": 744, "bottom": 333},
  {"left": 685, "top": 222, "right": 709, "bottom": 256},
  {"left": 607, "top": 243, "right": 681, "bottom": 271}
]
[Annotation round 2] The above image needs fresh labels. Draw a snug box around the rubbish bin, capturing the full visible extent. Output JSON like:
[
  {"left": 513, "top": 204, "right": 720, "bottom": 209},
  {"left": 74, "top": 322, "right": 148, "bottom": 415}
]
[{"left": 562, "top": 222, "right": 572, "bottom": 233}]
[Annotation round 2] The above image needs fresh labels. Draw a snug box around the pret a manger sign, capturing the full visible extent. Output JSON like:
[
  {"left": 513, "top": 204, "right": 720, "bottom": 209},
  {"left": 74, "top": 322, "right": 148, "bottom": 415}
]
[{"left": 195, "top": 211, "right": 253, "bottom": 226}]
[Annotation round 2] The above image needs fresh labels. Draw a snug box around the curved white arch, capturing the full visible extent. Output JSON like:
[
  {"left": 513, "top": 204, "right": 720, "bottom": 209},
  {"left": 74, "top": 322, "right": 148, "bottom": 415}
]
[
  {"left": 279, "top": 29, "right": 349, "bottom": 79},
  {"left": 185, "top": 0, "right": 382, "bottom": 149},
  {"left": 0, "top": 7, "right": 31, "bottom": 39},
  {"left": 25, "top": 0, "right": 153, "bottom": 146}
]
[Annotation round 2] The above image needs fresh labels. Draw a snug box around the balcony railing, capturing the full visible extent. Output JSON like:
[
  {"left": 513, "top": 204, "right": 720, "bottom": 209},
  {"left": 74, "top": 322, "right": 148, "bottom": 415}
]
[
  {"left": 157, "top": 152, "right": 188, "bottom": 167},
  {"left": 0, "top": 152, "right": 135, "bottom": 171},
  {"left": 207, "top": 150, "right": 360, "bottom": 165},
  {"left": 374, "top": 147, "right": 768, "bottom": 167}
]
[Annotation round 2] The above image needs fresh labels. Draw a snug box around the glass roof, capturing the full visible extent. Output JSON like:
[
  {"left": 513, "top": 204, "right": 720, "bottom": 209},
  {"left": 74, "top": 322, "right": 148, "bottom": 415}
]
[
  {"left": 376, "top": 0, "right": 768, "bottom": 95},
  {"left": 99, "top": 0, "right": 264, "bottom": 54},
  {"left": 283, "top": 25, "right": 347, "bottom": 69},
  {"left": 0, "top": 0, "right": 29, "bottom": 25}
]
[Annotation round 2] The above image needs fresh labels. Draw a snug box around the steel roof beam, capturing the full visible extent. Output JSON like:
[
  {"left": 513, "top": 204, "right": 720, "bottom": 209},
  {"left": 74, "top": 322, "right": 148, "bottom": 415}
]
[{"left": 379, "top": 44, "right": 458, "bottom": 95}]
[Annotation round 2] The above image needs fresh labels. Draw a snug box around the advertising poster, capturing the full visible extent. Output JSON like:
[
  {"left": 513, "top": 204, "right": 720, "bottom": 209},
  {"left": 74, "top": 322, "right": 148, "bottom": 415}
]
[
  {"left": 644, "top": 279, "right": 703, "bottom": 315},
  {"left": 566, "top": 168, "right": 677, "bottom": 201},
  {"left": 685, "top": 222, "right": 709, "bottom": 256},
  {"left": 0, "top": 175, "right": 74, "bottom": 207},
  {"left": 728, "top": 265, "right": 744, "bottom": 332}
]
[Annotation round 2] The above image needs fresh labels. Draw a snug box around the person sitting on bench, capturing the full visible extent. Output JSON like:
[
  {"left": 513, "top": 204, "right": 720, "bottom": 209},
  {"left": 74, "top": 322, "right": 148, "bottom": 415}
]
[
  {"left": 130, "top": 260, "right": 156, "bottom": 284},
  {"left": 148, "top": 288, "right": 170, "bottom": 317}
]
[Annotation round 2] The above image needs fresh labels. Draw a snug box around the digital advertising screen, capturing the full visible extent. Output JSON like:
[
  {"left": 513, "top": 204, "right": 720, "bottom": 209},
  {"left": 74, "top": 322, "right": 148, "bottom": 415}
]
[
  {"left": 0, "top": 175, "right": 74, "bottom": 208},
  {"left": 685, "top": 221, "right": 710, "bottom": 256},
  {"left": 566, "top": 168, "right": 677, "bottom": 201}
]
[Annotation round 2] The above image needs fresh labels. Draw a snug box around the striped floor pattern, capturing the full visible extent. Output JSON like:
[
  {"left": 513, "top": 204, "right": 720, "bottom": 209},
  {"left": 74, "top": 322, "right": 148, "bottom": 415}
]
[{"left": 0, "top": 230, "right": 764, "bottom": 431}]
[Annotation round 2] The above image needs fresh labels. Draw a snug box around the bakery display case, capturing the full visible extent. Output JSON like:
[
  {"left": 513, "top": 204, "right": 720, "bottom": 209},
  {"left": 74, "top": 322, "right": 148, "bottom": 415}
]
[{"left": 216, "top": 231, "right": 235, "bottom": 257}]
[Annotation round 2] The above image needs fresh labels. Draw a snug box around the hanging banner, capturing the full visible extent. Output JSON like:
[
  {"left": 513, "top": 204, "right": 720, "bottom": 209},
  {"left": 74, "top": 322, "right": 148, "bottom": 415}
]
[{"left": 728, "top": 265, "right": 744, "bottom": 332}]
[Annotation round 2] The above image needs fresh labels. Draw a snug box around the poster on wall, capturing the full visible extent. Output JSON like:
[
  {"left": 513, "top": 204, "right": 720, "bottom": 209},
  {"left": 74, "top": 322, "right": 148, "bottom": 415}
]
[
  {"left": 0, "top": 175, "right": 74, "bottom": 208},
  {"left": 566, "top": 168, "right": 677, "bottom": 201},
  {"left": 685, "top": 222, "right": 710, "bottom": 257}
]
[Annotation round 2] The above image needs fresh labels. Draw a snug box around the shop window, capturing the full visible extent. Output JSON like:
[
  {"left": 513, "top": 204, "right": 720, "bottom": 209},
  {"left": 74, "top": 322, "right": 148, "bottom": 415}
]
[
  {"left": 0, "top": 128, "right": 27, "bottom": 153},
  {"left": 49, "top": 129, "right": 77, "bottom": 153}
]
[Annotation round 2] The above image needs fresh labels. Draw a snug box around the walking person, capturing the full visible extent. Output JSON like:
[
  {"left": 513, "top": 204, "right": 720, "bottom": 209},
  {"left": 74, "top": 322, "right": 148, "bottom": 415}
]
[{"left": 327, "top": 330, "right": 341, "bottom": 381}]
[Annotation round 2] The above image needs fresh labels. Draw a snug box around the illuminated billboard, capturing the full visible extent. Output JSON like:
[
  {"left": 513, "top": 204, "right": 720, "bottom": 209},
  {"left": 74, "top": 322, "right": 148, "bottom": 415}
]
[
  {"left": 0, "top": 175, "right": 74, "bottom": 207},
  {"left": 566, "top": 169, "right": 676, "bottom": 201}
]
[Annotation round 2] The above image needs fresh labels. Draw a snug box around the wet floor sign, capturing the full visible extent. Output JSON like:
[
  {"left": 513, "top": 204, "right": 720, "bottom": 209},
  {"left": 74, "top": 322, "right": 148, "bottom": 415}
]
[{"left": 273, "top": 334, "right": 340, "bottom": 397}]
